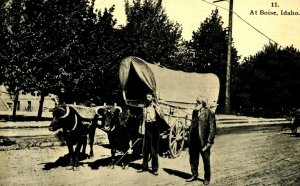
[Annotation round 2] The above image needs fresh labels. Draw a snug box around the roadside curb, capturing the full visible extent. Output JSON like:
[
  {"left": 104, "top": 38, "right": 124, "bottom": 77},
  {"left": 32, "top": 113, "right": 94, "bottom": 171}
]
[
  {"left": 0, "top": 119, "right": 291, "bottom": 137},
  {"left": 217, "top": 122, "right": 289, "bottom": 134}
]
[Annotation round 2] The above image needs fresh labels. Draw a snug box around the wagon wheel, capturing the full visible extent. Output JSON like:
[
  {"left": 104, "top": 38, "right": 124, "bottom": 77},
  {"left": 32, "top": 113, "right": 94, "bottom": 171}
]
[{"left": 169, "top": 119, "right": 185, "bottom": 158}]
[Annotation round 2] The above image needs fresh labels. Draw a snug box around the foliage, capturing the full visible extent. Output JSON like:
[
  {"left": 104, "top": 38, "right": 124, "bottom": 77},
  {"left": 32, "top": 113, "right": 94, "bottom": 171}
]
[
  {"left": 169, "top": 40, "right": 195, "bottom": 72},
  {"left": 233, "top": 43, "right": 300, "bottom": 115},
  {"left": 0, "top": 0, "right": 9, "bottom": 84},
  {"left": 2, "top": 0, "right": 26, "bottom": 95},
  {"left": 188, "top": 9, "right": 239, "bottom": 111},
  {"left": 2, "top": 0, "right": 300, "bottom": 118},
  {"left": 123, "top": 0, "right": 182, "bottom": 68},
  {"left": 40, "top": 0, "right": 99, "bottom": 103},
  {"left": 71, "top": 6, "right": 126, "bottom": 104}
]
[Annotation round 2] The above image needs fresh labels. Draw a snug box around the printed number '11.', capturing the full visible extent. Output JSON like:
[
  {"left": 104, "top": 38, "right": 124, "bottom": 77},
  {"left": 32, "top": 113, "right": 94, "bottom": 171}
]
[{"left": 271, "top": 2, "right": 278, "bottom": 7}]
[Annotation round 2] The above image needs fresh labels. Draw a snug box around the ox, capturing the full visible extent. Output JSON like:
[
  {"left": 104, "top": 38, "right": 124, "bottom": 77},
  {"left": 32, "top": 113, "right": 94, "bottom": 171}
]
[
  {"left": 95, "top": 105, "right": 142, "bottom": 168},
  {"left": 286, "top": 110, "right": 300, "bottom": 134},
  {"left": 49, "top": 105, "right": 97, "bottom": 167}
]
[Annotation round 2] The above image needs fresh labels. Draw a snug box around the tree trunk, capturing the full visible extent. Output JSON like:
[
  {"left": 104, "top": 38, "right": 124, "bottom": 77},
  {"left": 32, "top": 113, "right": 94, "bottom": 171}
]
[
  {"left": 37, "top": 93, "right": 45, "bottom": 120},
  {"left": 12, "top": 94, "right": 19, "bottom": 121}
]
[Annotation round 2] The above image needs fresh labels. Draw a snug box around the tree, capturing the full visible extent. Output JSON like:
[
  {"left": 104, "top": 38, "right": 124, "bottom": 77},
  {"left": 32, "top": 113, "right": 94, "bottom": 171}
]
[
  {"left": 3, "top": 0, "right": 30, "bottom": 120},
  {"left": 188, "top": 9, "right": 239, "bottom": 112},
  {"left": 70, "top": 5, "right": 126, "bottom": 104},
  {"left": 2, "top": 0, "right": 99, "bottom": 118},
  {"left": 169, "top": 39, "right": 195, "bottom": 72},
  {"left": 123, "top": 0, "right": 182, "bottom": 67},
  {"left": 233, "top": 43, "right": 300, "bottom": 116},
  {"left": 20, "top": 0, "right": 55, "bottom": 118},
  {"left": 0, "top": 0, "right": 9, "bottom": 83},
  {"left": 21, "top": 0, "right": 104, "bottom": 116},
  {"left": 2, "top": 0, "right": 185, "bottom": 113},
  {"left": 28, "top": 0, "right": 97, "bottom": 116}
]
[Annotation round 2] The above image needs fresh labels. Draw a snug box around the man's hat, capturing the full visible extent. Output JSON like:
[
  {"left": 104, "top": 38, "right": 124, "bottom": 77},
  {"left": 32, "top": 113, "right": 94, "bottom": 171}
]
[{"left": 196, "top": 95, "right": 208, "bottom": 105}]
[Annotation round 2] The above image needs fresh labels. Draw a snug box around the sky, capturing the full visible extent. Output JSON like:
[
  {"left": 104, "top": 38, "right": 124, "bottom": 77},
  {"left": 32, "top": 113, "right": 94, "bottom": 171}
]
[{"left": 94, "top": 0, "right": 300, "bottom": 59}]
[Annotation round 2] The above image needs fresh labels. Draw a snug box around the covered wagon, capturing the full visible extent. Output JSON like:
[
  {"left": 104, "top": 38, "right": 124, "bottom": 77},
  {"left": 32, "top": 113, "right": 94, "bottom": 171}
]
[{"left": 119, "top": 56, "right": 220, "bottom": 157}]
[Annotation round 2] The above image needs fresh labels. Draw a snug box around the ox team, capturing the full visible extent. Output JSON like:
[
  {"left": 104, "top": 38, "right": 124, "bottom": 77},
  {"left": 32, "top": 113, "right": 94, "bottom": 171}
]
[
  {"left": 49, "top": 92, "right": 216, "bottom": 184},
  {"left": 136, "top": 93, "right": 216, "bottom": 185}
]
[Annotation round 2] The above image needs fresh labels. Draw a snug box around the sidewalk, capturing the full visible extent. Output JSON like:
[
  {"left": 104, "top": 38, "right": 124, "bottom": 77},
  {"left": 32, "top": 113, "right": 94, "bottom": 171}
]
[
  {"left": 0, "top": 121, "right": 50, "bottom": 129},
  {"left": 216, "top": 114, "right": 290, "bottom": 134},
  {"left": 0, "top": 110, "right": 53, "bottom": 118},
  {"left": 0, "top": 115, "right": 290, "bottom": 137}
]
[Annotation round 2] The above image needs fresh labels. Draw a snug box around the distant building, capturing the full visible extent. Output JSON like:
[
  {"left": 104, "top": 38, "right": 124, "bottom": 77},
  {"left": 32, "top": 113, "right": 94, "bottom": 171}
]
[
  {"left": 0, "top": 85, "right": 11, "bottom": 111},
  {"left": 0, "top": 84, "right": 57, "bottom": 112}
]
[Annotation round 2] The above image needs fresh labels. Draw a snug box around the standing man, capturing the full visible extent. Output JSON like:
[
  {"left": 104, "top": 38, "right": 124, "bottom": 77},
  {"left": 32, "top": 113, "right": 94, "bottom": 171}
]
[
  {"left": 186, "top": 95, "right": 216, "bottom": 185},
  {"left": 137, "top": 92, "right": 165, "bottom": 176}
]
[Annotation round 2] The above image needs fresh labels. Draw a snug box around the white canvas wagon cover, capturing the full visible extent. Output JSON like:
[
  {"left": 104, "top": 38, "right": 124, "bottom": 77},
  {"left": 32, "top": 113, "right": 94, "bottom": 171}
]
[{"left": 119, "top": 56, "right": 220, "bottom": 110}]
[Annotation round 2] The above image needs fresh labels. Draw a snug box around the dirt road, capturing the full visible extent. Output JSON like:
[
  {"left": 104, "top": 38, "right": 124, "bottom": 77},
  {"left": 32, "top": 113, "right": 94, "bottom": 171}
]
[{"left": 1, "top": 127, "right": 300, "bottom": 186}]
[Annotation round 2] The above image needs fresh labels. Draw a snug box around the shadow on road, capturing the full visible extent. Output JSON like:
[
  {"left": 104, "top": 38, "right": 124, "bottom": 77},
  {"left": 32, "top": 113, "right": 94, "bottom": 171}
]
[
  {"left": 41, "top": 144, "right": 143, "bottom": 170},
  {"left": 163, "top": 168, "right": 204, "bottom": 181},
  {"left": 86, "top": 157, "right": 113, "bottom": 169},
  {"left": 100, "top": 144, "right": 111, "bottom": 149},
  {"left": 86, "top": 154, "right": 142, "bottom": 170},
  {"left": 41, "top": 153, "right": 89, "bottom": 170},
  {"left": 281, "top": 132, "right": 300, "bottom": 137},
  {"left": 127, "top": 162, "right": 143, "bottom": 170}
]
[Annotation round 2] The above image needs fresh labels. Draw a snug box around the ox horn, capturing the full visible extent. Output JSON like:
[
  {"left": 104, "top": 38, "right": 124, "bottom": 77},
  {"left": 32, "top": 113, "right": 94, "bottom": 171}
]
[
  {"left": 60, "top": 106, "right": 70, "bottom": 118},
  {"left": 114, "top": 103, "right": 122, "bottom": 114},
  {"left": 95, "top": 106, "right": 105, "bottom": 115}
]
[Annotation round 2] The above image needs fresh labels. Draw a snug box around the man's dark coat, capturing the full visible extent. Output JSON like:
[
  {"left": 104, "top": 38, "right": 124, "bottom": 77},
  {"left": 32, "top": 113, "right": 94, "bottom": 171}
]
[{"left": 189, "top": 108, "right": 216, "bottom": 148}]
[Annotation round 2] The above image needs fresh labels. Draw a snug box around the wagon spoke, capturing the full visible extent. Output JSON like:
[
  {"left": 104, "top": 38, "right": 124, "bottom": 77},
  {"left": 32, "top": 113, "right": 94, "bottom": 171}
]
[
  {"left": 172, "top": 141, "right": 177, "bottom": 152},
  {"left": 172, "top": 140, "right": 177, "bottom": 148},
  {"left": 172, "top": 129, "right": 177, "bottom": 136},
  {"left": 169, "top": 119, "right": 186, "bottom": 158},
  {"left": 177, "top": 127, "right": 183, "bottom": 136},
  {"left": 176, "top": 125, "right": 182, "bottom": 134},
  {"left": 176, "top": 121, "right": 182, "bottom": 129},
  {"left": 178, "top": 138, "right": 184, "bottom": 145},
  {"left": 173, "top": 125, "right": 177, "bottom": 134},
  {"left": 178, "top": 139, "right": 183, "bottom": 146},
  {"left": 176, "top": 137, "right": 182, "bottom": 143},
  {"left": 178, "top": 139, "right": 184, "bottom": 145},
  {"left": 171, "top": 139, "right": 176, "bottom": 146},
  {"left": 176, "top": 142, "right": 181, "bottom": 149},
  {"left": 178, "top": 130, "right": 184, "bottom": 136}
]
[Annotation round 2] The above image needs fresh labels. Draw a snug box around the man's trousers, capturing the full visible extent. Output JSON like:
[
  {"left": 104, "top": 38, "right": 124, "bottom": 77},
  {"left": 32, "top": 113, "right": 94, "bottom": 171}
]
[
  {"left": 188, "top": 129, "right": 211, "bottom": 181},
  {"left": 142, "top": 122, "right": 160, "bottom": 171}
]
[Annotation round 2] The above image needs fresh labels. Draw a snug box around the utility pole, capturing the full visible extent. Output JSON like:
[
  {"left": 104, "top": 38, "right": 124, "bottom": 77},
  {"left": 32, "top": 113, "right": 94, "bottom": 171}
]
[{"left": 213, "top": 0, "right": 233, "bottom": 114}]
